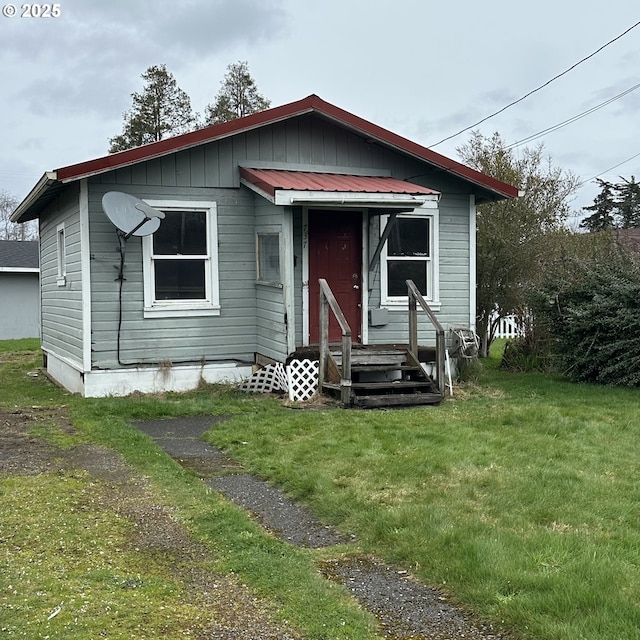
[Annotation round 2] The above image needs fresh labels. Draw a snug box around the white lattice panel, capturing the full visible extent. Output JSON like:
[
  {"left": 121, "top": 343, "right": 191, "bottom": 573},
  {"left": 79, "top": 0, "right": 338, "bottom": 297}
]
[
  {"left": 239, "top": 363, "right": 288, "bottom": 393},
  {"left": 286, "top": 359, "right": 319, "bottom": 402}
]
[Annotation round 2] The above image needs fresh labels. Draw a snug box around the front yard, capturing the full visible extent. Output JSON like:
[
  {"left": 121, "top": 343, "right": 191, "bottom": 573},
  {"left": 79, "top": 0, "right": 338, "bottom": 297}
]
[{"left": 1, "top": 339, "right": 639, "bottom": 639}]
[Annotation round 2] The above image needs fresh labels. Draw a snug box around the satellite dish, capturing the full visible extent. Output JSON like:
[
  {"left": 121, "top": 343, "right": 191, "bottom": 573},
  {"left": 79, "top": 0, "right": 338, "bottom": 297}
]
[{"left": 102, "top": 191, "right": 165, "bottom": 238}]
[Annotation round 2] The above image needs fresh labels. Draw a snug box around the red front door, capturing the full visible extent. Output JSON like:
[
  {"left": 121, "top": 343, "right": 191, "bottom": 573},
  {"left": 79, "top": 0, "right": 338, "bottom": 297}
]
[{"left": 308, "top": 210, "right": 362, "bottom": 343}]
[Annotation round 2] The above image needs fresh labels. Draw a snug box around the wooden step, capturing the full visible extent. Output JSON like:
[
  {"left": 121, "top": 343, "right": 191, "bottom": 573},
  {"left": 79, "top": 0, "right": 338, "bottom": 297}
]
[
  {"left": 321, "top": 345, "right": 441, "bottom": 408},
  {"left": 332, "top": 352, "right": 406, "bottom": 367},
  {"left": 353, "top": 392, "right": 442, "bottom": 408},
  {"left": 351, "top": 364, "right": 418, "bottom": 373},
  {"left": 323, "top": 380, "right": 435, "bottom": 393}
]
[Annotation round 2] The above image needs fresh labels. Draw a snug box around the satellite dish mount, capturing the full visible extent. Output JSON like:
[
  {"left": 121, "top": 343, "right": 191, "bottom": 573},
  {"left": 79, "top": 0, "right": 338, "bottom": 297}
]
[{"left": 101, "top": 192, "right": 166, "bottom": 365}]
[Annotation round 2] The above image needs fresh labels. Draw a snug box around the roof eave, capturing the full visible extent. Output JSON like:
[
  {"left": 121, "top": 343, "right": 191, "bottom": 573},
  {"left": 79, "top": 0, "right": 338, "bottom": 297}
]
[
  {"left": 10, "top": 171, "right": 58, "bottom": 223},
  {"left": 308, "top": 98, "right": 519, "bottom": 201},
  {"left": 55, "top": 94, "right": 519, "bottom": 200},
  {"left": 15, "top": 94, "right": 518, "bottom": 221}
]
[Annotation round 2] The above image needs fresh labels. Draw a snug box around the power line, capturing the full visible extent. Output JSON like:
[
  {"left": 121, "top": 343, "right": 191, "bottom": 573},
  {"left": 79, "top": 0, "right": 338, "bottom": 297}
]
[
  {"left": 429, "top": 19, "right": 640, "bottom": 148},
  {"left": 579, "top": 151, "right": 640, "bottom": 187},
  {"left": 505, "top": 81, "right": 640, "bottom": 149}
]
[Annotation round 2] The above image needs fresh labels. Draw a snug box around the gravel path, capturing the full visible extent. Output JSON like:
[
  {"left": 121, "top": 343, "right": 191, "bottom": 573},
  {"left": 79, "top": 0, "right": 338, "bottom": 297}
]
[{"left": 134, "top": 416, "right": 515, "bottom": 640}]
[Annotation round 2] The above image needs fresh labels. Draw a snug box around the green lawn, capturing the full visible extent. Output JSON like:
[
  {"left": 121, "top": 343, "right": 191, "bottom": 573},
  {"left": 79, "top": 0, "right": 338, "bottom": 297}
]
[
  {"left": 1, "top": 338, "right": 639, "bottom": 639},
  {"left": 203, "top": 350, "right": 640, "bottom": 640}
]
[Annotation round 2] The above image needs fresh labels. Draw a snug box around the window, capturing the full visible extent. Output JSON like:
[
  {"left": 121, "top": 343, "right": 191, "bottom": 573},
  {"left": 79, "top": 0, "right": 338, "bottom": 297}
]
[
  {"left": 381, "top": 213, "right": 434, "bottom": 304},
  {"left": 142, "top": 200, "right": 219, "bottom": 317},
  {"left": 256, "top": 232, "right": 281, "bottom": 285},
  {"left": 56, "top": 223, "right": 66, "bottom": 286}
]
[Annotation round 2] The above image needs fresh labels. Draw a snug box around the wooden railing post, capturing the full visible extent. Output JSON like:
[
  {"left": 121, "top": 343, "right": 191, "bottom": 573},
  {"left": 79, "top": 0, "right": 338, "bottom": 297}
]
[
  {"left": 318, "top": 279, "right": 352, "bottom": 406},
  {"left": 408, "top": 293, "right": 418, "bottom": 357},
  {"left": 406, "top": 280, "right": 445, "bottom": 397},
  {"left": 319, "top": 289, "right": 329, "bottom": 386}
]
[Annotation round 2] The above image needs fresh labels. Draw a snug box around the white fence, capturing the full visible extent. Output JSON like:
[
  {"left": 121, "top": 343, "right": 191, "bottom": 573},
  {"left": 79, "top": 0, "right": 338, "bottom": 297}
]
[{"left": 493, "top": 314, "right": 526, "bottom": 339}]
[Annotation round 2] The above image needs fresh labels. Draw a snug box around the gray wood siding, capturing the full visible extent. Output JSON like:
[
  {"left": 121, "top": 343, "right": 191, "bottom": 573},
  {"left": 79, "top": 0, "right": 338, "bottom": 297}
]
[
  {"left": 100, "top": 115, "right": 399, "bottom": 191},
  {"left": 88, "top": 180, "right": 258, "bottom": 368},
  {"left": 254, "top": 195, "right": 287, "bottom": 361},
  {"left": 438, "top": 193, "right": 472, "bottom": 329},
  {"left": 39, "top": 183, "right": 84, "bottom": 364}
]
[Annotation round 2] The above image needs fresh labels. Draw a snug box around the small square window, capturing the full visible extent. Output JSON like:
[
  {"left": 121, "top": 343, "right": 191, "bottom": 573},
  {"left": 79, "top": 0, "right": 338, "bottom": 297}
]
[{"left": 257, "top": 233, "right": 281, "bottom": 284}]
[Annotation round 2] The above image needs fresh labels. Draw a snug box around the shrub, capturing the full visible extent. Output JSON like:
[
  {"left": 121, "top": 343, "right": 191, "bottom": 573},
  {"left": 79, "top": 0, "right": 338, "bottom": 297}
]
[
  {"left": 500, "top": 335, "right": 553, "bottom": 372},
  {"left": 535, "top": 254, "right": 640, "bottom": 386},
  {"left": 456, "top": 355, "right": 483, "bottom": 382}
]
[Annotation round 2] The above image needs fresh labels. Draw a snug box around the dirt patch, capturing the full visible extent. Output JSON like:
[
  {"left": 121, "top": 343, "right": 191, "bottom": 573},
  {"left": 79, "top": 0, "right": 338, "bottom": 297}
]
[
  {"left": 0, "top": 407, "right": 300, "bottom": 640},
  {"left": 0, "top": 407, "right": 67, "bottom": 475}
]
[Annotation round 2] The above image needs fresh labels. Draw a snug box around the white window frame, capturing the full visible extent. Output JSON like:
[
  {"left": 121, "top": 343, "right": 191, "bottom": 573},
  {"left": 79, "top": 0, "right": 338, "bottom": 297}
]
[
  {"left": 380, "top": 209, "right": 440, "bottom": 309},
  {"left": 56, "top": 222, "right": 66, "bottom": 286},
  {"left": 142, "top": 200, "right": 220, "bottom": 318}
]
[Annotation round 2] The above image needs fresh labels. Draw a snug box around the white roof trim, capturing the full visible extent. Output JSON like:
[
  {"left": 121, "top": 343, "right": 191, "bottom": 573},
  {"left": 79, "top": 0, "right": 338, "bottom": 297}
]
[
  {"left": 0, "top": 267, "right": 39, "bottom": 273},
  {"left": 10, "top": 171, "right": 57, "bottom": 222},
  {"left": 274, "top": 190, "right": 439, "bottom": 208}
]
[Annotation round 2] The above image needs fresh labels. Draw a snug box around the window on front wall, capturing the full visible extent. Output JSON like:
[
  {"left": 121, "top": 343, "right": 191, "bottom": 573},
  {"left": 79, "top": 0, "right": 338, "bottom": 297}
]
[
  {"left": 381, "top": 214, "right": 432, "bottom": 303},
  {"left": 256, "top": 232, "right": 281, "bottom": 285},
  {"left": 142, "top": 200, "right": 219, "bottom": 317}
]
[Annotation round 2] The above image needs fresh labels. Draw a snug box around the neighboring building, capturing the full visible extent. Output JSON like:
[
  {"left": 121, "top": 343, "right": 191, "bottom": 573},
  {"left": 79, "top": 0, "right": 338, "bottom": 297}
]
[
  {"left": 614, "top": 228, "right": 640, "bottom": 254},
  {"left": 11, "top": 95, "right": 518, "bottom": 397},
  {"left": 0, "top": 239, "right": 40, "bottom": 339}
]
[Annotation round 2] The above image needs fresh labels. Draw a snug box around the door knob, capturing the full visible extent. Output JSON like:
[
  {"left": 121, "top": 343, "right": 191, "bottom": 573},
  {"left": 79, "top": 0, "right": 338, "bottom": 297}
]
[{"left": 353, "top": 284, "right": 360, "bottom": 290}]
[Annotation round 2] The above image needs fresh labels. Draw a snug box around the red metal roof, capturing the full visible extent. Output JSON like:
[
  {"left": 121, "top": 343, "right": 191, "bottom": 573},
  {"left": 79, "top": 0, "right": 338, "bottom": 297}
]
[
  {"left": 14, "top": 94, "right": 519, "bottom": 222},
  {"left": 239, "top": 167, "right": 439, "bottom": 198},
  {"left": 53, "top": 95, "right": 518, "bottom": 198}
]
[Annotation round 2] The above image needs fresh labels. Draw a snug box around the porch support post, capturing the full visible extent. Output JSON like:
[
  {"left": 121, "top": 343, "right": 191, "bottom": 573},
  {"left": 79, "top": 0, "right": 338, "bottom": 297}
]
[{"left": 368, "top": 212, "right": 398, "bottom": 283}]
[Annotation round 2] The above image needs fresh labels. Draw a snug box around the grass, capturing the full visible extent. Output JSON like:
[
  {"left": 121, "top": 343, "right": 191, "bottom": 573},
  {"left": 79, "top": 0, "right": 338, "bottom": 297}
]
[
  {"left": 0, "top": 341, "right": 380, "bottom": 639},
  {"left": 203, "top": 346, "right": 640, "bottom": 640},
  {"left": 1, "top": 473, "right": 216, "bottom": 638},
  {"left": 1, "top": 337, "right": 639, "bottom": 639}
]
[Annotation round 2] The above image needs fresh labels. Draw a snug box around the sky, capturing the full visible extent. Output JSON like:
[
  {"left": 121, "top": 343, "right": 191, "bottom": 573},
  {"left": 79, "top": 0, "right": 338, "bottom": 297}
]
[{"left": 1, "top": 0, "right": 639, "bottom": 222}]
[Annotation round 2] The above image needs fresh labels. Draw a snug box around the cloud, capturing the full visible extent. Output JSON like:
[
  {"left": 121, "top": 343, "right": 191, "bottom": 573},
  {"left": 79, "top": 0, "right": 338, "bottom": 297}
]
[{"left": 2, "top": 0, "right": 288, "bottom": 118}]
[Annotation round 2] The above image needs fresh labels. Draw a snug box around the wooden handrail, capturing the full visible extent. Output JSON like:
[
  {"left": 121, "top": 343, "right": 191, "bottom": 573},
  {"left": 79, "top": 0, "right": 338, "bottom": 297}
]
[
  {"left": 318, "top": 278, "right": 352, "bottom": 405},
  {"left": 406, "top": 279, "right": 445, "bottom": 396}
]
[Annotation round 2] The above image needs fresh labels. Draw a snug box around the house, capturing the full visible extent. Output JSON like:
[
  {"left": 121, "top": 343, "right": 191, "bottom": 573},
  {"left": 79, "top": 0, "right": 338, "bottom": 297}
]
[
  {"left": 11, "top": 95, "right": 518, "bottom": 400},
  {"left": 0, "top": 240, "right": 40, "bottom": 340},
  {"left": 614, "top": 228, "right": 640, "bottom": 254}
]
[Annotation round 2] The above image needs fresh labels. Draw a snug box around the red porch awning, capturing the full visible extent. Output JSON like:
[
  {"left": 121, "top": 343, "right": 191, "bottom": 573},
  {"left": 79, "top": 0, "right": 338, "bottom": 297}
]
[{"left": 239, "top": 167, "right": 440, "bottom": 208}]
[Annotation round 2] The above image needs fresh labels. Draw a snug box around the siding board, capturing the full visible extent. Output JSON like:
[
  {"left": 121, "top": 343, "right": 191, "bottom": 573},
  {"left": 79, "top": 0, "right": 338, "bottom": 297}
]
[
  {"left": 161, "top": 155, "right": 177, "bottom": 186},
  {"left": 176, "top": 151, "right": 191, "bottom": 187},
  {"left": 131, "top": 163, "right": 147, "bottom": 185},
  {"left": 189, "top": 145, "right": 205, "bottom": 187}
]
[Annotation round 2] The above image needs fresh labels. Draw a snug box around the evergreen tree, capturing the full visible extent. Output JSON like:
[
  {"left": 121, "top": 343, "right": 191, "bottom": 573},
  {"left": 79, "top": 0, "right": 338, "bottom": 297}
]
[
  {"left": 109, "top": 64, "right": 196, "bottom": 153},
  {"left": 616, "top": 175, "right": 640, "bottom": 228},
  {"left": 580, "top": 179, "right": 617, "bottom": 232},
  {"left": 204, "top": 61, "right": 270, "bottom": 125}
]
